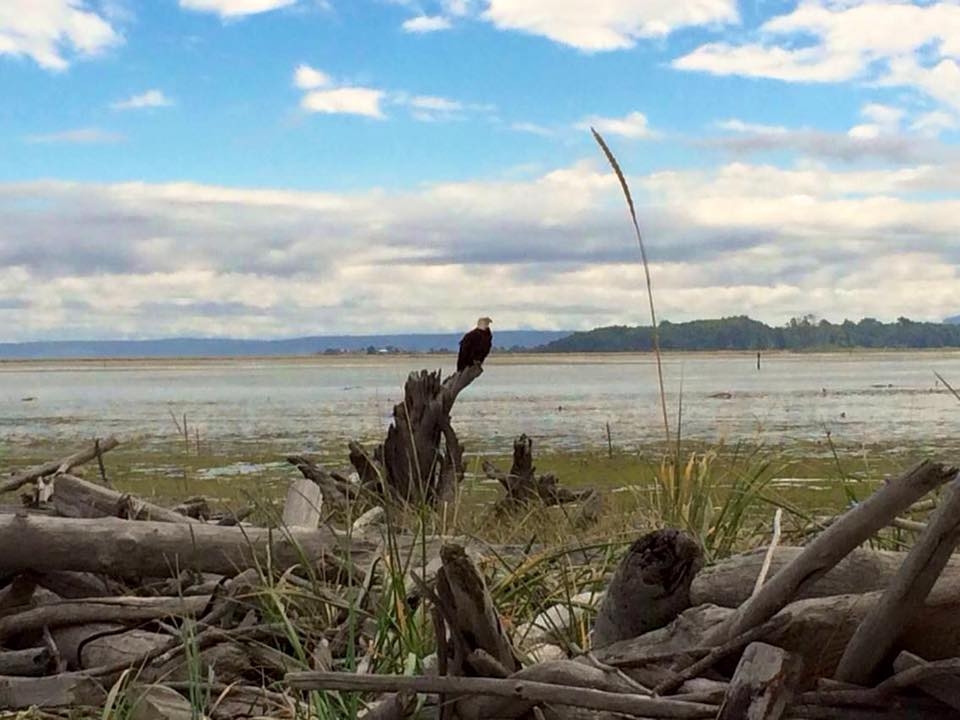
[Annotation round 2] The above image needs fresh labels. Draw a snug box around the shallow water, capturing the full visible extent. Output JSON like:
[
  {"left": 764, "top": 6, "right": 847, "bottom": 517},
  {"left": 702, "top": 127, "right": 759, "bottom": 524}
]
[{"left": 1, "top": 352, "right": 959, "bottom": 457}]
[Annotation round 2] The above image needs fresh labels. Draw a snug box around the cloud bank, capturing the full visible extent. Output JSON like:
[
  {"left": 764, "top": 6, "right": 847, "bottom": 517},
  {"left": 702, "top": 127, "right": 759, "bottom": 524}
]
[{"left": 3, "top": 156, "right": 960, "bottom": 340}]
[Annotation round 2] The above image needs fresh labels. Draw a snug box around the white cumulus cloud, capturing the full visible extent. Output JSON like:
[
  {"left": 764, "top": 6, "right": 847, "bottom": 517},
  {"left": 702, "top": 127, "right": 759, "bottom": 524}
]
[
  {"left": 179, "top": 0, "right": 297, "bottom": 18},
  {"left": 402, "top": 15, "right": 452, "bottom": 32},
  {"left": 674, "top": 1, "right": 960, "bottom": 120},
  {"left": 111, "top": 89, "right": 174, "bottom": 111},
  {"left": 293, "top": 63, "right": 331, "bottom": 90},
  {"left": 293, "top": 66, "right": 489, "bottom": 122},
  {"left": 0, "top": 0, "right": 121, "bottom": 70},
  {"left": 576, "top": 111, "right": 655, "bottom": 139},
  {"left": 301, "top": 87, "right": 386, "bottom": 118},
  {"left": 482, "top": 0, "right": 738, "bottom": 51}
]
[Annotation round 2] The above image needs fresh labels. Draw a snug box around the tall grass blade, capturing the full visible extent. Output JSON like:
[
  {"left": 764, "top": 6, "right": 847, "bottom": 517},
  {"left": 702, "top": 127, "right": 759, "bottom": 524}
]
[
  {"left": 935, "top": 371, "right": 960, "bottom": 403},
  {"left": 590, "top": 128, "right": 670, "bottom": 445}
]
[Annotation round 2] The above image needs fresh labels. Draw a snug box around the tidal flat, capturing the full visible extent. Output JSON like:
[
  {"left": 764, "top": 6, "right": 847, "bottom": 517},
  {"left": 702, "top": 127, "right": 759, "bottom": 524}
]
[{"left": 3, "top": 350, "right": 958, "bottom": 538}]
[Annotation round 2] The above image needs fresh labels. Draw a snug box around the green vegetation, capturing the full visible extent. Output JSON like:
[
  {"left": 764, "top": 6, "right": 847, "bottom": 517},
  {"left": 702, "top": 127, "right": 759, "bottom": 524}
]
[{"left": 541, "top": 315, "right": 960, "bottom": 352}]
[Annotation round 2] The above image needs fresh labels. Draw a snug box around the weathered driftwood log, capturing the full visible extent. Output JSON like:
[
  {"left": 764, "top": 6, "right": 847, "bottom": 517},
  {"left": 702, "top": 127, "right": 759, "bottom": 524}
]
[
  {"left": 0, "top": 515, "right": 371, "bottom": 577},
  {"left": 286, "top": 669, "right": 719, "bottom": 719},
  {"left": 457, "top": 659, "right": 662, "bottom": 720},
  {"left": 592, "top": 529, "right": 703, "bottom": 648},
  {"left": 691, "top": 546, "right": 960, "bottom": 608},
  {"left": 0, "top": 575, "right": 38, "bottom": 612},
  {"left": 892, "top": 651, "right": 960, "bottom": 711},
  {"left": 50, "top": 473, "right": 201, "bottom": 524},
  {"left": 594, "top": 604, "right": 732, "bottom": 673},
  {"left": 281, "top": 477, "right": 324, "bottom": 528},
  {"left": 0, "top": 648, "right": 51, "bottom": 677},
  {"left": 600, "top": 574, "right": 960, "bottom": 683},
  {"left": 704, "top": 461, "right": 958, "bottom": 646},
  {"left": 286, "top": 455, "right": 360, "bottom": 509},
  {"left": 358, "top": 691, "right": 416, "bottom": 720},
  {"left": 0, "top": 436, "right": 120, "bottom": 495},
  {"left": 0, "top": 673, "right": 106, "bottom": 709},
  {"left": 126, "top": 684, "right": 195, "bottom": 720},
  {"left": 715, "top": 642, "right": 803, "bottom": 720},
  {"left": 483, "top": 435, "right": 599, "bottom": 516},
  {"left": 35, "top": 571, "right": 118, "bottom": 599},
  {"left": 171, "top": 496, "right": 210, "bottom": 520},
  {"left": 0, "top": 595, "right": 208, "bottom": 641},
  {"left": 436, "top": 543, "right": 519, "bottom": 676},
  {"left": 371, "top": 365, "right": 482, "bottom": 505},
  {"left": 652, "top": 615, "right": 791, "bottom": 696},
  {"left": 835, "top": 472, "right": 960, "bottom": 685},
  {"left": 51, "top": 623, "right": 167, "bottom": 671}
]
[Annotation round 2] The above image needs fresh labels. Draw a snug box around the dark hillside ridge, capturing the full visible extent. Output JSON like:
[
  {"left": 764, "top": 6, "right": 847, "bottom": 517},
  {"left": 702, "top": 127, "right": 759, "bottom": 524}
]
[
  {"left": 947, "top": 315, "right": 960, "bottom": 325},
  {"left": 0, "top": 331, "right": 570, "bottom": 360},
  {"left": 540, "top": 316, "right": 960, "bottom": 352}
]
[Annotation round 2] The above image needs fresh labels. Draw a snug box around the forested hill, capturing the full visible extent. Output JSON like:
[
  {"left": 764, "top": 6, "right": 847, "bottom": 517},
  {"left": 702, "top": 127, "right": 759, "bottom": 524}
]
[{"left": 540, "top": 316, "right": 960, "bottom": 352}]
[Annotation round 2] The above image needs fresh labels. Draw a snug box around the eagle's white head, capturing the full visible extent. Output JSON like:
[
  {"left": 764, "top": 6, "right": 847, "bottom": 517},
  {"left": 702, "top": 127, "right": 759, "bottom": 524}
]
[{"left": 477, "top": 316, "right": 492, "bottom": 330}]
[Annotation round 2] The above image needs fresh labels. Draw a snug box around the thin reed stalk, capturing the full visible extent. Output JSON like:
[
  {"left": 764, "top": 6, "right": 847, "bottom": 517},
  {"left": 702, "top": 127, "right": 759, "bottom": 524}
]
[
  {"left": 935, "top": 371, "right": 960, "bottom": 403},
  {"left": 591, "top": 128, "right": 670, "bottom": 445}
]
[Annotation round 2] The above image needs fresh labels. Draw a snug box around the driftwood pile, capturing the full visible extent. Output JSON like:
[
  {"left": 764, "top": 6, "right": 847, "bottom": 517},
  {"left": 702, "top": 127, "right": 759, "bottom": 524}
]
[
  {"left": 0, "top": 433, "right": 372, "bottom": 717},
  {"left": 288, "top": 460, "right": 960, "bottom": 720}
]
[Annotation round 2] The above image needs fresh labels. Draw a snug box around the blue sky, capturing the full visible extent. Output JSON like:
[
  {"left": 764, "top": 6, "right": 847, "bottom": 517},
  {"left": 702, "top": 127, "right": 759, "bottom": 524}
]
[{"left": 2, "top": 0, "right": 960, "bottom": 340}]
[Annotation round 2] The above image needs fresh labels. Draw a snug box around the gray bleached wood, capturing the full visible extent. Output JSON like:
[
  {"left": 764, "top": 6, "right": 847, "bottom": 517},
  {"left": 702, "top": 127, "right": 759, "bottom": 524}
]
[
  {"left": 716, "top": 642, "right": 803, "bottom": 720},
  {"left": 592, "top": 529, "right": 703, "bottom": 648},
  {"left": 0, "top": 648, "right": 51, "bottom": 677},
  {"left": 35, "top": 571, "right": 117, "bottom": 599},
  {"left": 690, "top": 546, "right": 960, "bottom": 608},
  {"left": 286, "top": 455, "right": 359, "bottom": 509},
  {"left": 0, "top": 436, "right": 120, "bottom": 495},
  {"left": 597, "top": 576, "right": 960, "bottom": 682},
  {"left": 379, "top": 365, "right": 482, "bottom": 505},
  {"left": 835, "top": 472, "right": 960, "bottom": 684},
  {"left": 51, "top": 623, "right": 167, "bottom": 671},
  {"left": 0, "top": 514, "right": 370, "bottom": 577},
  {"left": 0, "top": 673, "right": 106, "bottom": 709},
  {"left": 436, "top": 543, "right": 519, "bottom": 676},
  {"left": 51, "top": 473, "right": 200, "bottom": 524},
  {"left": 0, "top": 595, "right": 208, "bottom": 641},
  {"left": 281, "top": 477, "right": 324, "bottom": 528},
  {"left": 704, "top": 460, "right": 958, "bottom": 645},
  {"left": 892, "top": 651, "right": 960, "bottom": 711},
  {"left": 286, "top": 669, "right": 719, "bottom": 719},
  {"left": 128, "top": 684, "right": 196, "bottom": 720}
]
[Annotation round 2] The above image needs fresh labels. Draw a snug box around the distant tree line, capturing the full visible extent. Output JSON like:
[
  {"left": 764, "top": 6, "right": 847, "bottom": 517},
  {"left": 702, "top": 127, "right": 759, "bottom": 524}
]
[{"left": 539, "top": 315, "right": 960, "bottom": 353}]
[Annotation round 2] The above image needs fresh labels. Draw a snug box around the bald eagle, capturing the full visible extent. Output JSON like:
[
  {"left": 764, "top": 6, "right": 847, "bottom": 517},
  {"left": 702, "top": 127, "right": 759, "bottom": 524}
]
[{"left": 457, "top": 317, "right": 492, "bottom": 372}]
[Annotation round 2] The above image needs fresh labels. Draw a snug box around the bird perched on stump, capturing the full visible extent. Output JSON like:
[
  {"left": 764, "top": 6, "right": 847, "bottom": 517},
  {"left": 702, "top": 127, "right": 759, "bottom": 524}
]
[{"left": 457, "top": 316, "right": 492, "bottom": 372}]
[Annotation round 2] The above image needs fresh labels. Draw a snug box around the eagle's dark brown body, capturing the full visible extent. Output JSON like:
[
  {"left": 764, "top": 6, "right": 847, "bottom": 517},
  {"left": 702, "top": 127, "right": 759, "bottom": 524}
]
[{"left": 457, "top": 327, "right": 492, "bottom": 371}]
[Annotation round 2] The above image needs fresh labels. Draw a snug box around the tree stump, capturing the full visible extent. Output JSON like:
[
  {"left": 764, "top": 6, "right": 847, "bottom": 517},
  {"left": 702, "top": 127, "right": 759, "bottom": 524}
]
[
  {"left": 352, "top": 365, "right": 482, "bottom": 506},
  {"left": 591, "top": 529, "right": 703, "bottom": 648},
  {"left": 484, "top": 434, "right": 598, "bottom": 517}
]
